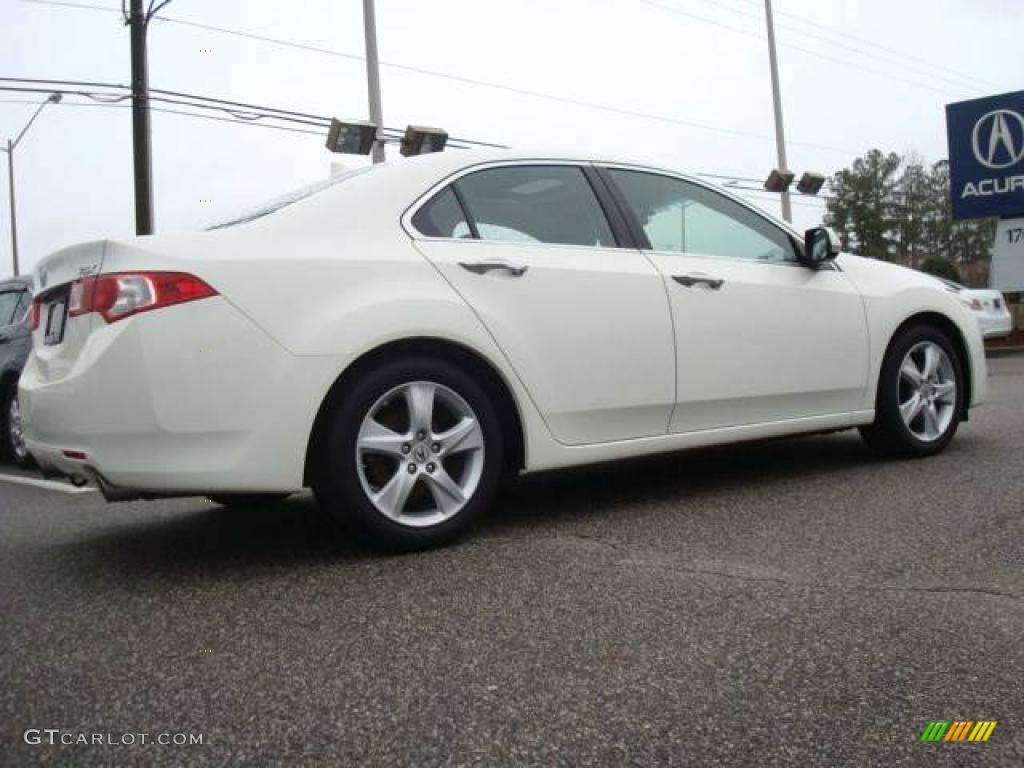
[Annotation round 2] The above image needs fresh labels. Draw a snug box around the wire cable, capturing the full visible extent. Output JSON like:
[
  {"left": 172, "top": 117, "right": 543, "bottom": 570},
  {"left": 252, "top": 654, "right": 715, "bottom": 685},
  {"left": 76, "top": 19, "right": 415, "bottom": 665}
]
[
  {"left": 635, "top": 0, "right": 975, "bottom": 97},
  {"left": 652, "top": 0, "right": 996, "bottom": 92},
  {"left": 17, "top": 0, "right": 857, "bottom": 154}
]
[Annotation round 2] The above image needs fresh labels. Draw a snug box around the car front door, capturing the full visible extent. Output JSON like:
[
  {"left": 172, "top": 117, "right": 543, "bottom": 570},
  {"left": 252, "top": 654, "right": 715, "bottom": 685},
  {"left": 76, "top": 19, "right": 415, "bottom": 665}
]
[
  {"left": 409, "top": 163, "right": 676, "bottom": 445},
  {"left": 603, "top": 168, "right": 870, "bottom": 434}
]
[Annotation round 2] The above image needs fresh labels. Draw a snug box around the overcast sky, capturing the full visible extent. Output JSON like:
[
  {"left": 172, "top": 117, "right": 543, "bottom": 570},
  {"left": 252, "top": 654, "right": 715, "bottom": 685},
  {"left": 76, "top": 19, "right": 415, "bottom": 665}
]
[{"left": 1, "top": 0, "right": 1021, "bottom": 276}]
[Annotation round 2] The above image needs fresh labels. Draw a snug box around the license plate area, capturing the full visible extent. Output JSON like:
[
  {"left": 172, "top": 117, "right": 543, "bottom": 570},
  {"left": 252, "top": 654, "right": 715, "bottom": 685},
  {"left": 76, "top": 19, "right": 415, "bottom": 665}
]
[{"left": 42, "top": 289, "right": 70, "bottom": 346}]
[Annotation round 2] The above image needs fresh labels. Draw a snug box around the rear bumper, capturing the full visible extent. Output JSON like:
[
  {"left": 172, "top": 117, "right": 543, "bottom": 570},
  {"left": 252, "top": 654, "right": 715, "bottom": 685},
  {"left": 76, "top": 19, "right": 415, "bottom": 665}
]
[{"left": 20, "top": 297, "right": 348, "bottom": 495}]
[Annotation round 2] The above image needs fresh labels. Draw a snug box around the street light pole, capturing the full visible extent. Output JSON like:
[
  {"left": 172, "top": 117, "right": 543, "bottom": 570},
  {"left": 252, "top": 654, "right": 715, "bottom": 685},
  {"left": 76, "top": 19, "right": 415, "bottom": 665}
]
[
  {"left": 6, "top": 140, "right": 17, "bottom": 276},
  {"left": 764, "top": 0, "right": 792, "bottom": 223},
  {"left": 362, "top": 0, "right": 386, "bottom": 164},
  {"left": 1, "top": 93, "right": 61, "bottom": 277}
]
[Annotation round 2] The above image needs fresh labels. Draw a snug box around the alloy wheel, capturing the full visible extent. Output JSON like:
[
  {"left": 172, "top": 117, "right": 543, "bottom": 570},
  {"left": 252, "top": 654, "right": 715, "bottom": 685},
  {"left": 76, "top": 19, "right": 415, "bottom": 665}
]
[
  {"left": 355, "top": 381, "right": 485, "bottom": 527},
  {"left": 898, "top": 341, "right": 957, "bottom": 442}
]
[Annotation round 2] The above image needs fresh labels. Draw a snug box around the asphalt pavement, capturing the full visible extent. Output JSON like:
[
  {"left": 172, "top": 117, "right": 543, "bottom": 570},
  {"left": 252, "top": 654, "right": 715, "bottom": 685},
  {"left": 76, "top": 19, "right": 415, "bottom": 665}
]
[{"left": 2, "top": 355, "right": 1022, "bottom": 767}]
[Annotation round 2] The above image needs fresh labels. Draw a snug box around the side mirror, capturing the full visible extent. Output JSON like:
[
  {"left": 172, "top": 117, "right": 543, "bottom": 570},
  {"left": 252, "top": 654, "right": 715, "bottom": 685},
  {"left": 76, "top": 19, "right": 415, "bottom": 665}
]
[{"left": 801, "top": 227, "right": 841, "bottom": 267}]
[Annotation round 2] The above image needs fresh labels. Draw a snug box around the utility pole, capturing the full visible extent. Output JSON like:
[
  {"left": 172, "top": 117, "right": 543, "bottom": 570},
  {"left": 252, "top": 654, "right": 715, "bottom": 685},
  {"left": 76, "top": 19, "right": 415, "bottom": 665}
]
[
  {"left": 764, "top": 0, "right": 792, "bottom": 223},
  {"left": 362, "top": 0, "right": 386, "bottom": 164},
  {"left": 2, "top": 92, "right": 61, "bottom": 277},
  {"left": 128, "top": 0, "right": 155, "bottom": 235}
]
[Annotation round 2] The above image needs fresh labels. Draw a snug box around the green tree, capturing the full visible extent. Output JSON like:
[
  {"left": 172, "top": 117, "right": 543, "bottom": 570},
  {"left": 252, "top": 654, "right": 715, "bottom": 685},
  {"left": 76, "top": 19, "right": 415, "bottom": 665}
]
[
  {"left": 919, "top": 256, "right": 961, "bottom": 283},
  {"left": 825, "top": 150, "right": 902, "bottom": 260},
  {"left": 826, "top": 152, "right": 997, "bottom": 272}
]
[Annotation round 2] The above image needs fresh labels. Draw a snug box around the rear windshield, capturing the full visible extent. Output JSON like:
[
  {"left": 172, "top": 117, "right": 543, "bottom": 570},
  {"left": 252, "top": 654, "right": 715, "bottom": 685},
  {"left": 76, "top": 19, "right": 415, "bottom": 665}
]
[{"left": 208, "top": 166, "right": 374, "bottom": 230}]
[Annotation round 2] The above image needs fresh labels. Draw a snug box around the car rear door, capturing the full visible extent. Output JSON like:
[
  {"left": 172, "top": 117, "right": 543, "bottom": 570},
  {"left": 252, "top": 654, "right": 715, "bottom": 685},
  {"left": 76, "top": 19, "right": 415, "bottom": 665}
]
[
  {"left": 0, "top": 288, "right": 28, "bottom": 374},
  {"left": 602, "top": 167, "right": 870, "bottom": 433},
  {"left": 409, "top": 162, "right": 676, "bottom": 446}
]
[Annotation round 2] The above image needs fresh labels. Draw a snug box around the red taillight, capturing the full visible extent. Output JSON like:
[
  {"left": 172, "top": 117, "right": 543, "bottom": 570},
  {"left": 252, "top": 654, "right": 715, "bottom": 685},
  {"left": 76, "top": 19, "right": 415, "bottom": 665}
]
[
  {"left": 30, "top": 298, "right": 42, "bottom": 330},
  {"left": 66, "top": 272, "right": 218, "bottom": 324}
]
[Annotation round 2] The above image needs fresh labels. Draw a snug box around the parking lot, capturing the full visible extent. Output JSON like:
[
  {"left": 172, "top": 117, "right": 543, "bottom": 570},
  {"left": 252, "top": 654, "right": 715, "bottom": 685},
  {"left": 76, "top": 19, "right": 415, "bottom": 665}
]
[{"left": 0, "top": 354, "right": 1020, "bottom": 766}]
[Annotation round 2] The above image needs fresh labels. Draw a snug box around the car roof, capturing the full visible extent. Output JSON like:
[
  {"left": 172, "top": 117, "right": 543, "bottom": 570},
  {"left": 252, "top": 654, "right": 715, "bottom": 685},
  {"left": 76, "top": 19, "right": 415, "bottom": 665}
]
[{"left": 0, "top": 276, "right": 32, "bottom": 290}]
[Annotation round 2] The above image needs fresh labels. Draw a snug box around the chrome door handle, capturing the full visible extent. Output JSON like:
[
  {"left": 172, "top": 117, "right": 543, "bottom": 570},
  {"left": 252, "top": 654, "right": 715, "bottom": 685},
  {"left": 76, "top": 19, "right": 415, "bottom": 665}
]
[
  {"left": 673, "top": 274, "right": 724, "bottom": 290},
  {"left": 459, "top": 261, "right": 529, "bottom": 277}
]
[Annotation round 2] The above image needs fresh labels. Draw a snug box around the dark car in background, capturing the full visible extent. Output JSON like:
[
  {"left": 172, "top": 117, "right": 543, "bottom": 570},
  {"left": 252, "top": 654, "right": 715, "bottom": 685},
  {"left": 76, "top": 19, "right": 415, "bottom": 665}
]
[{"left": 0, "top": 277, "right": 34, "bottom": 468}]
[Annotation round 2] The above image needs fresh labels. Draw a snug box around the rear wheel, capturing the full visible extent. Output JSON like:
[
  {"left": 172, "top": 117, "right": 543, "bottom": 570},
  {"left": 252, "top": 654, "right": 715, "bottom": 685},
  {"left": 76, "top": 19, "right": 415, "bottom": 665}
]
[
  {"left": 2, "top": 382, "right": 35, "bottom": 469},
  {"left": 860, "top": 324, "right": 964, "bottom": 458},
  {"left": 313, "top": 356, "right": 503, "bottom": 550}
]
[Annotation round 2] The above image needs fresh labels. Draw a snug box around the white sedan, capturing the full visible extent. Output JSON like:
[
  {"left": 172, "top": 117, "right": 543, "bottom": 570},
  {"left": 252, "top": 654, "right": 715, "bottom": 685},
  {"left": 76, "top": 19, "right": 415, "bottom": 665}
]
[{"left": 21, "top": 151, "right": 987, "bottom": 548}]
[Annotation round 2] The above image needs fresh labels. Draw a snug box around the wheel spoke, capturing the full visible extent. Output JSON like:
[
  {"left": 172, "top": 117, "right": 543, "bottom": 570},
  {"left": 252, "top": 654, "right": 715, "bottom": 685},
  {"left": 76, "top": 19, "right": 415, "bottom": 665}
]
[
  {"left": 358, "top": 419, "right": 409, "bottom": 458},
  {"left": 434, "top": 417, "right": 483, "bottom": 457},
  {"left": 933, "top": 381, "right": 956, "bottom": 404},
  {"left": 900, "top": 393, "right": 925, "bottom": 425},
  {"left": 422, "top": 466, "right": 466, "bottom": 516},
  {"left": 406, "top": 382, "right": 436, "bottom": 435},
  {"left": 922, "top": 344, "right": 940, "bottom": 379},
  {"left": 900, "top": 358, "right": 924, "bottom": 387},
  {"left": 373, "top": 469, "right": 417, "bottom": 519},
  {"left": 922, "top": 402, "right": 940, "bottom": 438}
]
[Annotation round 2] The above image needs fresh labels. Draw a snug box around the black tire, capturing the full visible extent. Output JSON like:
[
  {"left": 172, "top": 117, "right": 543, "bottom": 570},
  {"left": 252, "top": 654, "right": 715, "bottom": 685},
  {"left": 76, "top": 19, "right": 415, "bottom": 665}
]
[
  {"left": 1, "top": 381, "right": 35, "bottom": 469},
  {"left": 206, "top": 493, "right": 291, "bottom": 508},
  {"left": 859, "top": 324, "right": 965, "bottom": 458},
  {"left": 312, "top": 355, "right": 504, "bottom": 551}
]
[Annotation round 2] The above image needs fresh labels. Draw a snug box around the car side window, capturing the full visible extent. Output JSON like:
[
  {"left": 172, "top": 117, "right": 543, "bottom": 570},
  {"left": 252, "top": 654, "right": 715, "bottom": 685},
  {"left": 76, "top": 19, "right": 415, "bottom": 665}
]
[
  {"left": 411, "top": 187, "right": 474, "bottom": 239},
  {"left": 453, "top": 166, "right": 617, "bottom": 248},
  {"left": 12, "top": 291, "right": 31, "bottom": 323},
  {"left": 608, "top": 169, "right": 797, "bottom": 263},
  {"left": 0, "top": 292, "right": 21, "bottom": 325}
]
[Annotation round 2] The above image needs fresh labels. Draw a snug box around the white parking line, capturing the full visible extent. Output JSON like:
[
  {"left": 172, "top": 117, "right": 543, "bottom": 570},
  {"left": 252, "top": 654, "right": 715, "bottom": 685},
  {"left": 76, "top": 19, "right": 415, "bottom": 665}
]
[{"left": 0, "top": 472, "right": 97, "bottom": 494}]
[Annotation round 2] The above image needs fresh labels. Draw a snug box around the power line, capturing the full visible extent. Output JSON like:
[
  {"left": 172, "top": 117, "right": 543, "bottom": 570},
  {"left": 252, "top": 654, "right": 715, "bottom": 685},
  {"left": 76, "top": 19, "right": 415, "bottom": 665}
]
[
  {"left": 19, "top": 0, "right": 858, "bottom": 155},
  {"left": 1, "top": 86, "right": 823, "bottom": 195},
  {"left": 0, "top": 80, "right": 505, "bottom": 148},
  {"left": 0, "top": 96, "right": 329, "bottom": 136},
  {"left": 658, "top": 0, "right": 996, "bottom": 92},
  {"left": 0, "top": 86, "right": 493, "bottom": 152},
  {"left": 721, "top": 0, "right": 1000, "bottom": 90},
  {"left": 635, "top": 0, "right": 977, "bottom": 98},
  {"left": 2, "top": 93, "right": 833, "bottom": 206}
]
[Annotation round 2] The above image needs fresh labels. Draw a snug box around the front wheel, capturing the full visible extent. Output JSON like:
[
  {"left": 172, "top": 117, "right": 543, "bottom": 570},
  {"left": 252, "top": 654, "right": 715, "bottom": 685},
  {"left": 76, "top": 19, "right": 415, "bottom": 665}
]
[
  {"left": 313, "top": 357, "right": 503, "bottom": 550},
  {"left": 2, "top": 383, "right": 35, "bottom": 469},
  {"left": 860, "top": 325, "right": 965, "bottom": 458}
]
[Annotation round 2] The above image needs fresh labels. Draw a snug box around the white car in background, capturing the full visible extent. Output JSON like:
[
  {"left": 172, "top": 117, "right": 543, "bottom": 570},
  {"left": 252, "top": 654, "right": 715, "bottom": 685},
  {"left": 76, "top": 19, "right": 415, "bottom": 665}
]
[
  {"left": 940, "top": 279, "right": 1013, "bottom": 339},
  {"left": 20, "top": 150, "right": 987, "bottom": 549}
]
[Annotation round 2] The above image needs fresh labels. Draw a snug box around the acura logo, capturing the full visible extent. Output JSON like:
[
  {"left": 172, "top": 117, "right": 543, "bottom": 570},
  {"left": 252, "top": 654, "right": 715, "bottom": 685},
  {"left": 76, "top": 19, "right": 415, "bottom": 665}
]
[{"left": 972, "top": 109, "right": 1024, "bottom": 170}]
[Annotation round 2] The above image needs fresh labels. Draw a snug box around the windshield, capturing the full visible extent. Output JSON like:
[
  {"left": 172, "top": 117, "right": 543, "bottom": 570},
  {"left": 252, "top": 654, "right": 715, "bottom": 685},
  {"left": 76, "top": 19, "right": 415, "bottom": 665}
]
[{"left": 208, "top": 166, "right": 374, "bottom": 230}]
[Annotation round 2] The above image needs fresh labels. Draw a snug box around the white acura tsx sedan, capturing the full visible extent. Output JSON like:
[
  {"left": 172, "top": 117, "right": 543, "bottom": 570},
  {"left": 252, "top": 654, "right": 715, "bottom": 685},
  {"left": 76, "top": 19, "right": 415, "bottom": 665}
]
[{"left": 22, "top": 150, "right": 986, "bottom": 548}]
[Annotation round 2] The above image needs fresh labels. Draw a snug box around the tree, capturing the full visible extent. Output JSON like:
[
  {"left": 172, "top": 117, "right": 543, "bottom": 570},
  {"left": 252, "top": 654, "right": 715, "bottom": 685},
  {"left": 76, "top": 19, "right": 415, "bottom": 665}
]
[
  {"left": 825, "top": 150, "right": 902, "bottom": 260},
  {"left": 919, "top": 256, "right": 961, "bottom": 283},
  {"left": 825, "top": 151, "right": 997, "bottom": 278}
]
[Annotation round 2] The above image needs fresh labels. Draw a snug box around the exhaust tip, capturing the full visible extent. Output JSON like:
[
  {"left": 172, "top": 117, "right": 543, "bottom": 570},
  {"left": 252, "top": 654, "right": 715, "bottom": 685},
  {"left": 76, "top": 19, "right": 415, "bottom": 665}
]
[{"left": 85, "top": 468, "right": 140, "bottom": 502}]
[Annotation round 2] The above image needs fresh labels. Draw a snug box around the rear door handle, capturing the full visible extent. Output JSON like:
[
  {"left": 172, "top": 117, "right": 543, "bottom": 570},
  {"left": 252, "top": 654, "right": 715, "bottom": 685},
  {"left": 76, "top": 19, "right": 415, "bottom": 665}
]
[
  {"left": 459, "top": 260, "right": 529, "bottom": 277},
  {"left": 673, "top": 273, "right": 724, "bottom": 290}
]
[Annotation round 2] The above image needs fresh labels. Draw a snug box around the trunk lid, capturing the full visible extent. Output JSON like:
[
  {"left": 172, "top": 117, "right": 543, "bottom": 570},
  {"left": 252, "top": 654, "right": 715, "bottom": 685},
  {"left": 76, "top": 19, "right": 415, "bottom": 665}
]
[{"left": 31, "top": 240, "right": 108, "bottom": 383}]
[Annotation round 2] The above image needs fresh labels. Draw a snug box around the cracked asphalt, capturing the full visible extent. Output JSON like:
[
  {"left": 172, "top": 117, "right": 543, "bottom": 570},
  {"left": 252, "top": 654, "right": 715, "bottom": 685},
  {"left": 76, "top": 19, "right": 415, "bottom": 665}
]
[{"left": 2, "top": 355, "right": 1022, "bottom": 767}]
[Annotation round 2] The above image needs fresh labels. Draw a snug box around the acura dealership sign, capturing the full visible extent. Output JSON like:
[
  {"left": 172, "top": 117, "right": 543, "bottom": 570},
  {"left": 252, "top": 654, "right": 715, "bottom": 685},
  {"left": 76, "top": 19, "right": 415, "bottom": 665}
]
[{"left": 946, "top": 91, "right": 1024, "bottom": 221}]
